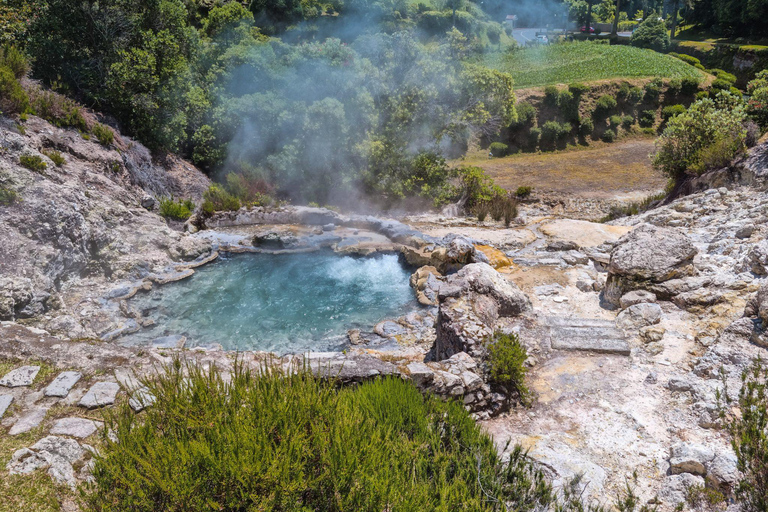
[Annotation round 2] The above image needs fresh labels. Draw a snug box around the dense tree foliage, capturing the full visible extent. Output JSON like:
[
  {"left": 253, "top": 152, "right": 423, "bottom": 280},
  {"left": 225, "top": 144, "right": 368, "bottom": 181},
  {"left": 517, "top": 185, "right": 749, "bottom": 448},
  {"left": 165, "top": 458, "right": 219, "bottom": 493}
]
[{"left": 15, "top": 0, "right": 515, "bottom": 205}]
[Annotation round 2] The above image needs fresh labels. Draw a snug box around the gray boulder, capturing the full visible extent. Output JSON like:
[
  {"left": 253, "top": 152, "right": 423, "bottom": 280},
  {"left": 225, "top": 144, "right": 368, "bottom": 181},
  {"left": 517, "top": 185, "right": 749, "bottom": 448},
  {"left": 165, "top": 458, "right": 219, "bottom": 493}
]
[
  {"left": 44, "top": 371, "right": 82, "bottom": 398},
  {"left": 669, "top": 442, "right": 715, "bottom": 476},
  {"left": 604, "top": 225, "right": 697, "bottom": 305},
  {"left": 756, "top": 282, "right": 768, "bottom": 325},
  {"left": 616, "top": 303, "right": 662, "bottom": 331},
  {"left": 7, "top": 436, "right": 89, "bottom": 489},
  {"left": 435, "top": 264, "right": 530, "bottom": 360},
  {"left": 79, "top": 382, "right": 120, "bottom": 409},
  {"left": 0, "top": 365, "right": 40, "bottom": 387},
  {"left": 619, "top": 290, "right": 657, "bottom": 309},
  {"left": 745, "top": 240, "right": 768, "bottom": 275}
]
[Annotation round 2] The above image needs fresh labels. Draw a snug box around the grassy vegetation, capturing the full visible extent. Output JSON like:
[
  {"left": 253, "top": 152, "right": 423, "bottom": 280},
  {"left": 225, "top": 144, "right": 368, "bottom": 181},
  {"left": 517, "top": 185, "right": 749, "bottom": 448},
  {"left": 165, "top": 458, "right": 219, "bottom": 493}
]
[
  {"left": 481, "top": 42, "right": 705, "bottom": 88},
  {"left": 158, "top": 197, "right": 195, "bottom": 221},
  {"left": 41, "top": 149, "right": 65, "bottom": 167},
  {"left": 0, "top": 186, "right": 18, "bottom": 206},
  {"left": 84, "top": 361, "right": 559, "bottom": 511},
  {"left": 19, "top": 155, "right": 47, "bottom": 173}
]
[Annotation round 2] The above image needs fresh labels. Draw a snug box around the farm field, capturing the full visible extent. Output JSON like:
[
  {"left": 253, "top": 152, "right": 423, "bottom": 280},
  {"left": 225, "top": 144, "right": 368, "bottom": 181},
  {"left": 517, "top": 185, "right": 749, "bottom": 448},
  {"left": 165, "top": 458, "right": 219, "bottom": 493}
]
[{"left": 481, "top": 42, "right": 706, "bottom": 88}]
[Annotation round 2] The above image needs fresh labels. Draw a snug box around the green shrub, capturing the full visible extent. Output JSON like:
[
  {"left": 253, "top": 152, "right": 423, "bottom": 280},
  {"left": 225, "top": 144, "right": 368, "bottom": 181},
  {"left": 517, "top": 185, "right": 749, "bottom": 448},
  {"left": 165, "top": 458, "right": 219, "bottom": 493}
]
[
  {"left": 721, "top": 357, "right": 768, "bottom": 512},
  {"left": 639, "top": 110, "right": 656, "bottom": 128},
  {"left": 616, "top": 82, "right": 631, "bottom": 101},
  {"left": 667, "top": 78, "right": 682, "bottom": 95},
  {"left": 19, "top": 154, "right": 46, "bottom": 172},
  {"left": 224, "top": 171, "right": 275, "bottom": 206},
  {"left": 489, "top": 142, "right": 508, "bottom": 157},
  {"left": 527, "top": 127, "right": 541, "bottom": 150},
  {"left": 158, "top": 197, "right": 195, "bottom": 220},
  {"left": 711, "top": 78, "right": 733, "bottom": 92},
  {"left": 628, "top": 86, "right": 644, "bottom": 104},
  {"left": 487, "top": 332, "right": 531, "bottom": 405},
  {"left": 630, "top": 13, "right": 670, "bottom": 52},
  {"left": 594, "top": 94, "right": 617, "bottom": 118},
  {"left": 568, "top": 82, "right": 590, "bottom": 97},
  {"left": 543, "top": 85, "right": 559, "bottom": 106},
  {"left": 42, "top": 149, "right": 65, "bottom": 167},
  {"left": 0, "top": 45, "right": 29, "bottom": 79},
  {"left": 557, "top": 89, "right": 579, "bottom": 122},
  {"left": 602, "top": 128, "right": 617, "bottom": 142},
  {"left": 684, "top": 484, "right": 726, "bottom": 510},
  {"left": 0, "top": 186, "right": 18, "bottom": 206},
  {"left": 540, "top": 120, "right": 571, "bottom": 146},
  {"left": 609, "top": 115, "right": 623, "bottom": 127},
  {"left": 28, "top": 88, "right": 87, "bottom": 130},
  {"left": 671, "top": 53, "right": 701, "bottom": 67},
  {"left": 653, "top": 92, "right": 747, "bottom": 180},
  {"left": 621, "top": 115, "right": 635, "bottom": 130},
  {"left": 643, "top": 78, "right": 663, "bottom": 102},
  {"left": 601, "top": 190, "right": 667, "bottom": 221},
  {"left": 696, "top": 90, "right": 710, "bottom": 100},
  {"left": 709, "top": 68, "right": 737, "bottom": 84},
  {"left": 681, "top": 77, "right": 701, "bottom": 96},
  {"left": 747, "top": 70, "right": 768, "bottom": 127},
  {"left": 92, "top": 123, "right": 114, "bottom": 146},
  {"left": 0, "top": 65, "right": 29, "bottom": 115},
  {"left": 513, "top": 101, "right": 537, "bottom": 127},
  {"left": 661, "top": 104, "right": 686, "bottom": 121},
  {"left": 202, "top": 184, "right": 241, "bottom": 214},
  {"left": 515, "top": 185, "right": 533, "bottom": 198},
  {"left": 579, "top": 118, "right": 594, "bottom": 138},
  {"left": 459, "top": 166, "right": 505, "bottom": 210},
  {"left": 85, "top": 361, "right": 557, "bottom": 511}
]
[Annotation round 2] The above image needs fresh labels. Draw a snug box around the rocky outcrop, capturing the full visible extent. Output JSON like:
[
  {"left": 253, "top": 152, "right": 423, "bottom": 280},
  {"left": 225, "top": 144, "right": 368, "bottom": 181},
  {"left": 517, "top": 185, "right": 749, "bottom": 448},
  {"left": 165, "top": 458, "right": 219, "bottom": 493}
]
[
  {"left": 604, "top": 224, "right": 698, "bottom": 306},
  {"left": 0, "top": 115, "right": 211, "bottom": 330},
  {"left": 435, "top": 263, "right": 530, "bottom": 361}
]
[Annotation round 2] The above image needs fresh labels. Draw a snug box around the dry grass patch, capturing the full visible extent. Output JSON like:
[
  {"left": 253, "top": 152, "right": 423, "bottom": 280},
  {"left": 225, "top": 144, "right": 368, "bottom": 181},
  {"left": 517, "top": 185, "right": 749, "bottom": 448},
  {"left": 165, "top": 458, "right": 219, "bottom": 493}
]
[{"left": 458, "top": 138, "right": 666, "bottom": 199}]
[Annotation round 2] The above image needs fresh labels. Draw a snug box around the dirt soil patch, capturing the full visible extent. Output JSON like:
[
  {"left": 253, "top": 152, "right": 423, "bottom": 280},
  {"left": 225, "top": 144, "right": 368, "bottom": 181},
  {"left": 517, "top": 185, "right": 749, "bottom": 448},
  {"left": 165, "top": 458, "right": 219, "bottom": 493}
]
[{"left": 461, "top": 138, "right": 666, "bottom": 201}]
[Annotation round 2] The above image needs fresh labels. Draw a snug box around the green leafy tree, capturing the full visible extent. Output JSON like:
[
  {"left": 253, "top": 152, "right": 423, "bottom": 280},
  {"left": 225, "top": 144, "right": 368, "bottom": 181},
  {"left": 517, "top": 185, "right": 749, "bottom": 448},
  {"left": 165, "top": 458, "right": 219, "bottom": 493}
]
[{"left": 630, "top": 12, "right": 670, "bottom": 52}]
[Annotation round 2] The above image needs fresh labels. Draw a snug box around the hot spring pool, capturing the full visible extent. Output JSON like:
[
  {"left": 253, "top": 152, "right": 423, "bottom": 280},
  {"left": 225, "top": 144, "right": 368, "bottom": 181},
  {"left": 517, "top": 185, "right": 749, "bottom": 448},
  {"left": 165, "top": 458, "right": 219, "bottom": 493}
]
[{"left": 125, "top": 251, "right": 417, "bottom": 353}]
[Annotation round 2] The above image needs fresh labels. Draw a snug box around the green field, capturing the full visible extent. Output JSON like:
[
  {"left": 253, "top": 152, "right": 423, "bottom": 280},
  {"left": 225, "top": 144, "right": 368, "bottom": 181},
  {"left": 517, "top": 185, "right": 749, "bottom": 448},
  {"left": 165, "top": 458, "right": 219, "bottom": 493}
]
[{"left": 481, "top": 42, "right": 706, "bottom": 88}]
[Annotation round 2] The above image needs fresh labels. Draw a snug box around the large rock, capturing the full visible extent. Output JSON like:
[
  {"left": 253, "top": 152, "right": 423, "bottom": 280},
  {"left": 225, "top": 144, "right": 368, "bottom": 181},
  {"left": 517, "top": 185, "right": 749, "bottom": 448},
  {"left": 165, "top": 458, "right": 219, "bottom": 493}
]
[
  {"left": 434, "top": 263, "right": 529, "bottom": 360},
  {"left": 756, "top": 282, "right": 768, "bottom": 325},
  {"left": 409, "top": 266, "right": 443, "bottom": 306},
  {"left": 44, "top": 371, "right": 82, "bottom": 398},
  {"left": 7, "top": 435, "right": 89, "bottom": 489},
  {"left": 79, "top": 382, "right": 120, "bottom": 409},
  {"left": 615, "top": 303, "right": 663, "bottom": 331},
  {"left": 604, "top": 225, "right": 697, "bottom": 305},
  {"left": 669, "top": 442, "right": 715, "bottom": 476},
  {"left": 745, "top": 240, "right": 768, "bottom": 275}
]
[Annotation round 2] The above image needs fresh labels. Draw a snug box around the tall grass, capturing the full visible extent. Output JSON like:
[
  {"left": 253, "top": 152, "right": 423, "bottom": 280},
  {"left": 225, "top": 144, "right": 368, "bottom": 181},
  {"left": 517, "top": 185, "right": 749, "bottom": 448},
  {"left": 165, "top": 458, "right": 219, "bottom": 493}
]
[{"left": 85, "top": 360, "right": 559, "bottom": 511}]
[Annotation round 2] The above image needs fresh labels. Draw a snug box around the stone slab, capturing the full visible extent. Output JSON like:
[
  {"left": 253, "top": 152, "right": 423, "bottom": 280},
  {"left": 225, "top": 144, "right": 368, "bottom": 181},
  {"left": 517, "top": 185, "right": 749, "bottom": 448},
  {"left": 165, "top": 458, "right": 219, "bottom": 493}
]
[
  {"left": 0, "top": 366, "right": 40, "bottom": 387},
  {"left": 550, "top": 335, "right": 630, "bottom": 355},
  {"left": 50, "top": 417, "right": 102, "bottom": 439},
  {"left": 9, "top": 408, "right": 48, "bottom": 435},
  {"left": 128, "top": 387, "right": 156, "bottom": 412},
  {"left": 78, "top": 382, "right": 120, "bottom": 409},
  {"left": 151, "top": 335, "right": 186, "bottom": 349},
  {"left": 0, "top": 394, "right": 13, "bottom": 418},
  {"left": 44, "top": 371, "right": 82, "bottom": 398}
]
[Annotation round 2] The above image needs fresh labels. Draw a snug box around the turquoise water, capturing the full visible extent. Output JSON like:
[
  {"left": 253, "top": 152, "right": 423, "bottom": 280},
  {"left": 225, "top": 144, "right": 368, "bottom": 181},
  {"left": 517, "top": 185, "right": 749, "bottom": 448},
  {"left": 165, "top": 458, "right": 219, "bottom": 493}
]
[{"left": 126, "top": 251, "right": 416, "bottom": 353}]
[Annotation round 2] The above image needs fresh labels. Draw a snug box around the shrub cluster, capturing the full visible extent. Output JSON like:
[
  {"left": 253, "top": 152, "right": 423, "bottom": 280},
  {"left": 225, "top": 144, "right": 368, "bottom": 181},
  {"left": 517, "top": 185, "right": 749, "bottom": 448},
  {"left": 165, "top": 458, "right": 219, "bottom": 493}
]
[
  {"left": 540, "top": 120, "right": 571, "bottom": 146},
  {"left": 653, "top": 91, "right": 748, "bottom": 180},
  {"left": 602, "top": 129, "right": 617, "bottom": 142},
  {"left": 639, "top": 110, "right": 656, "bottom": 128},
  {"left": 643, "top": 78, "right": 663, "bottom": 103},
  {"left": 593, "top": 94, "right": 617, "bottom": 118},
  {"left": 630, "top": 13, "right": 670, "bottom": 52},
  {"left": 0, "top": 186, "right": 18, "bottom": 206},
  {"left": 661, "top": 104, "right": 686, "bottom": 121},
  {"left": 92, "top": 123, "right": 114, "bottom": 146},
  {"left": 19, "top": 154, "right": 46, "bottom": 172},
  {"left": 747, "top": 70, "right": 768, "bottom": 127},
  {"left": 489, "top": 142, "right": 508, "bottom": 157},
  {"left": 158, "top": 197, "right": 195, "bottom": 220},
  {"left": 202, "top": 184, "right": 242, "bottom": 215},
  {"left": 487, "top": 332, "right": 531, "bottom": 405},
  {"left": 85, "top": 361, "right": 558, "bottom": 511},
  {"left": 42, "top": 149, "right": 65, "bottom": 167},
  {"left": 27, "top": 87, "right": 87, "bottom": 130}
]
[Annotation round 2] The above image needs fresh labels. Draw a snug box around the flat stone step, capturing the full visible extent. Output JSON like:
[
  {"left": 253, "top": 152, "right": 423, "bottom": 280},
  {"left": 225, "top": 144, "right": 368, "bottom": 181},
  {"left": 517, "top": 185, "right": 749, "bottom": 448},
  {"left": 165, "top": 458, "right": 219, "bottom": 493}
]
[
  {"left": 9, "top": 408, "right": 47, "bottom": 435},
  {"left": 545, "top": 317, "right": 630, "bottom": 356},
  {"left": 79, "top": 382, "right": 120, "bottom": 409},
  {"left": 0, "top": 395, "right": 13, "bottom": 419},
  {"left": 0, "top": 366, "right": 40, "bottom": 387},
  {"left": 44, "top": 371, "right": 82, "bottom": 398}
]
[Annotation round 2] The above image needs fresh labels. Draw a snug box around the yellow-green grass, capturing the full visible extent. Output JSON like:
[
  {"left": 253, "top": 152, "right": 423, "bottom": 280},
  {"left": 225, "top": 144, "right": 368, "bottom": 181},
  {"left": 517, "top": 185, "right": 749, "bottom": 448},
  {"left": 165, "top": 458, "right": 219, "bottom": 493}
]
[{"left": 481, "top": 41, "right": 705, "bottom": 88}]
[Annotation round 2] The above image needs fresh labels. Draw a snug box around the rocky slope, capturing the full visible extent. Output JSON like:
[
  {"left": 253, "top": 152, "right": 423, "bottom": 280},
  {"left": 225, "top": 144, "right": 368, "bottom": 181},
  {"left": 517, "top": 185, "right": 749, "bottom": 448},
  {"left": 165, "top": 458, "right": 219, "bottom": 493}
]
[{"left": 0, "top": 115, "right": 212, "bottom": 338}]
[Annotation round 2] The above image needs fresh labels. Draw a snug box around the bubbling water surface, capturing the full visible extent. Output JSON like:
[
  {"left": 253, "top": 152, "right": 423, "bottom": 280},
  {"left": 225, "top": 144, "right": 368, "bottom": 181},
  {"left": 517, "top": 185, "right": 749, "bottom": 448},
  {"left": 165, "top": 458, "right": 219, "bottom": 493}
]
[{"left": 124, "top": 251, "right": 416, "bottom": 353}]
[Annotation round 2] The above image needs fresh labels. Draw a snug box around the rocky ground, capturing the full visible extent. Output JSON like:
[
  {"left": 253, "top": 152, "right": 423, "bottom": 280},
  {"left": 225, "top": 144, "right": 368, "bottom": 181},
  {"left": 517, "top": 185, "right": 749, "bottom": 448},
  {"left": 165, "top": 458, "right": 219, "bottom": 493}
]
[{"left": 2, "top": 113, "right": 768, "bottom": 510}]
